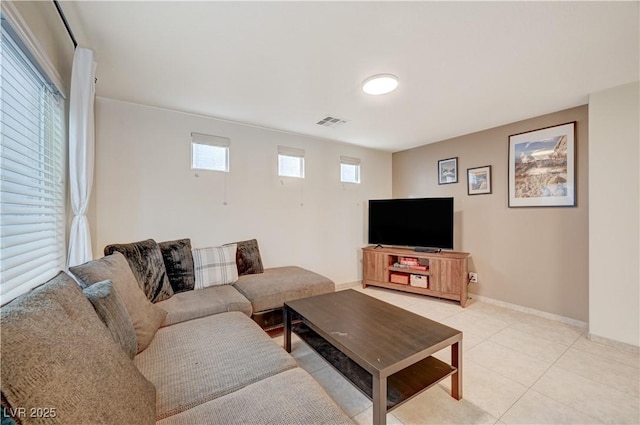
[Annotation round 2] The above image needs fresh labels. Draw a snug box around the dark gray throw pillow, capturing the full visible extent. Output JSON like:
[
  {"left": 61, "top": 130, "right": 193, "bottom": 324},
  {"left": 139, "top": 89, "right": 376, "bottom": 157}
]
[
  {"left": 104, "top": 239, "right": 174, "bottom": 303},
  {"left": 70, "top": 252, "right": 167, "bottom": 353},
  {"left": 83, "top": 279, "right": 138, "bottom": 359},
  {"left": 231, "top": 239, "right": 264, "bottom": 276},
  {"left": 158, "top": 239, "right": 195, "bottom": 293}
]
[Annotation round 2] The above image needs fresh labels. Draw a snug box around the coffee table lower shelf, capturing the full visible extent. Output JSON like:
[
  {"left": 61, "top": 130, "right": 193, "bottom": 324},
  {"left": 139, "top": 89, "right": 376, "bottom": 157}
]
[{"left": 293, "top": 323, "right": 457, "bottom": 411}]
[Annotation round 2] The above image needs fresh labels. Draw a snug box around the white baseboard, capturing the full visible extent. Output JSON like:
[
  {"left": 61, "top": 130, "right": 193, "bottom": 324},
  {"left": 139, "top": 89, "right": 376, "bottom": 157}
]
[
  {"left": 470, "top": 294, "right": 588, "bottom": 330},
  {"left": 587, "top": 333, "right": 640, "bottom": 354},
  {"left": 341, "top": 285, "right": 639, "bottom": 351},
  {"left": 336, "top": 281, "right": 361, "bottom": 291}
]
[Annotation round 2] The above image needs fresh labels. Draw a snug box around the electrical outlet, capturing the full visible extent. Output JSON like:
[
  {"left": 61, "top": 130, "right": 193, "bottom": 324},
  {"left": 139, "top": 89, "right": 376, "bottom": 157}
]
[{"left": 469, "top": 272, "right": 478, "bottom": 283}]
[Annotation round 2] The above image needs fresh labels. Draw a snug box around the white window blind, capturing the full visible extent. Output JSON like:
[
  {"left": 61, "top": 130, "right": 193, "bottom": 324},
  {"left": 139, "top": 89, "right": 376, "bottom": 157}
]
[
  {"left": 340, "top": 156, "right": 361, "bottom": 184},
  {"left": 1, "top": 24, "right": 66, "bottom": 304},
  {"left": 278, "top": 146, "right": 305, "bottom": 178},
  {"left": 191, "top": 132, "right": 230, "bottom": 172}
]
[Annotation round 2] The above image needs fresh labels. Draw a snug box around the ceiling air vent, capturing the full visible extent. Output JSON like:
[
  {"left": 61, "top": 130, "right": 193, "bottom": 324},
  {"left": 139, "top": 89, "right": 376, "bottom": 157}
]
[{"left": 316, "top": 115, "right": 348, "bottom": 128}]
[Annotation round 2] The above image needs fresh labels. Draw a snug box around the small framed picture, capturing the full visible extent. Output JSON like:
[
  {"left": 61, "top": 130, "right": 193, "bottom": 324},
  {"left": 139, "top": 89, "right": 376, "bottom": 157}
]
[
  {"left": 438, "top": 157, "right": 458, "bottom": 185},
  {"left": 467, "top": 166, "right": 492, "bottom": 195},
  {"left": 508, "top": 122, "right": 576, "bottom": 207}
]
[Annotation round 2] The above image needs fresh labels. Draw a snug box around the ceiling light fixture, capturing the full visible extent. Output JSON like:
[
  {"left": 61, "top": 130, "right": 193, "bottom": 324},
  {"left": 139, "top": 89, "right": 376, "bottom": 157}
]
[{"left": 362, "top": 74, "right": 399, "bottom": 95}]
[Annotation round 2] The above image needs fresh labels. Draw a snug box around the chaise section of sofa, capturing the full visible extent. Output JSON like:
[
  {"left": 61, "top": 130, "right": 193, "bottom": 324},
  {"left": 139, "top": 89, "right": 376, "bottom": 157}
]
[
  {"left": 234, "top": 266, "right": 335, "bottom": 329},
  {"left": 135, "top": 311, "right": 298, "bottom": 420}
]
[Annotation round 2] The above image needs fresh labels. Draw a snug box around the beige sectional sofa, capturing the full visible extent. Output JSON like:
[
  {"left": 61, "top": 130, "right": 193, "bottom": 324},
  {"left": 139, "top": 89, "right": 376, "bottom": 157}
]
[
  {"left": 1, "top": 240, "right": 352, "bottom": 424},
  {"left": 157, "top": 266, "right": 334, "bottom": 329}
]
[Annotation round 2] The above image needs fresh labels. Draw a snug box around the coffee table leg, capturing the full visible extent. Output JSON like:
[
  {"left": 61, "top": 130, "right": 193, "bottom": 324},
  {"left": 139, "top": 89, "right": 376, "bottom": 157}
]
[
  {"left": 283, "top": 306, "right": 291, "bottom": 353},
  {"left": 451, "top": 340, "right": 462, "bottom": 400},
  {"left": 372, "top": 375, "right": 387, "bottom": 425}
]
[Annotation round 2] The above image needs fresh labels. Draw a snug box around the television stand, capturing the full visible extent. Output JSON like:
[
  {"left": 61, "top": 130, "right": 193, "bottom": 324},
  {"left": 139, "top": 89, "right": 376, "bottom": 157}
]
[
  {"left": 414, "top": 247, "right": 441, "bottom": 253},
  {"left": 362, "top": 246, "right": 470, "bottom": 307}
]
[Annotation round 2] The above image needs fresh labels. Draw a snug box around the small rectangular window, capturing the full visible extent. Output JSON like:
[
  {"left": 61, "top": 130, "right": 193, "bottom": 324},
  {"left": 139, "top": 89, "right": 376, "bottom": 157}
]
[
  {"left": 191, "top": 133, "right": 230, "bottom": 172},
  {"left": 340, "top": 156, "right": 361, "bottom": 184},
  {"left": 278, "top": 146, "right": 305, "bottom": 178}
]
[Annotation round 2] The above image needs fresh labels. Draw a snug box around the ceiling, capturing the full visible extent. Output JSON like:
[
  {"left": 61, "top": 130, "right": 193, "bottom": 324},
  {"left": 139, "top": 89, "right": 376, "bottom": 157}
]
[{"left": 62, "top": 1, "right": 639, "bottom": 152}]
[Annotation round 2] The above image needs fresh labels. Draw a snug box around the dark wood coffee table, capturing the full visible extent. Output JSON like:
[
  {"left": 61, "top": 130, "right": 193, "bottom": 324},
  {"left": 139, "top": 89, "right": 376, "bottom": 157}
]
[{"left": 284, "top": 289, "right": 462, "bottom": 425}]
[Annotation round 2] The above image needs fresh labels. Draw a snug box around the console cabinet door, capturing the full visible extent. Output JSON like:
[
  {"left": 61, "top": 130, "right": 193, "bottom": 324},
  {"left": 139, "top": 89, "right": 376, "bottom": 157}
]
[
  {"left": 363, "top": 251, "right": 386, "bottom": 283},
  {"left": 432, "top": 259, "right": 462, "bottom": 294},
  {"left": 428, "top": 260, "right": 441, "bottom": 291}
]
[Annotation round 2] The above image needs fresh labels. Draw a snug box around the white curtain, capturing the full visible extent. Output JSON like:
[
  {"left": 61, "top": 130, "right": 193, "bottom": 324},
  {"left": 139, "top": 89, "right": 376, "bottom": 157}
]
[{"left": 67, "top": 48, "right": 97, "bottom": 267}]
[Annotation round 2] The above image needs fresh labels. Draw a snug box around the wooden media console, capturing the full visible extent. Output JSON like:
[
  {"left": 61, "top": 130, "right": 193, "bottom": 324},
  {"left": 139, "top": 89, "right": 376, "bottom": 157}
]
[{"left": 362, "top": 246, "right": 470, "bottom": 307}]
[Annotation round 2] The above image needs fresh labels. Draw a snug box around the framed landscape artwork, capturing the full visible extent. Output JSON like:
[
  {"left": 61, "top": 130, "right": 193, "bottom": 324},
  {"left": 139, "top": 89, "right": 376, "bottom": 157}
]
[
  {"left": 467, "top": 166, "right": 492, "bottom": 195},
  {"left": 438, "top": 157, "right": 458, "bottom": 185},
  {"left": 508, "top": 122, "right": 576, "bottom": 207}
]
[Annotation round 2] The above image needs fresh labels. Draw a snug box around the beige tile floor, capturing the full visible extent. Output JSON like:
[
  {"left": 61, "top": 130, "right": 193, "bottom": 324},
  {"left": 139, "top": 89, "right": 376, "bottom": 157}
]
[{"left": 273, "top": 286, "right": 640, "bottom": 425}]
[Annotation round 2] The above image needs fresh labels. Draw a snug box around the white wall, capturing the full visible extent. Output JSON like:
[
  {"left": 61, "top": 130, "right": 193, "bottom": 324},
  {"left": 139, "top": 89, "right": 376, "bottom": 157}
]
[
  {"left": 93, "top": 98, "right": 392, "bottom": 285},
  {"left": 588, "top": 81, "right": 640, "bottom": 347}
]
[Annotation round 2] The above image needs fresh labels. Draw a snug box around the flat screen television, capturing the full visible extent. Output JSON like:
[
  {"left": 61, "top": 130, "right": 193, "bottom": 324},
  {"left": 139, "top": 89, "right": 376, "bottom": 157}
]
[{"left": 368, "top": 197, "right": 454, "bottom": 251}]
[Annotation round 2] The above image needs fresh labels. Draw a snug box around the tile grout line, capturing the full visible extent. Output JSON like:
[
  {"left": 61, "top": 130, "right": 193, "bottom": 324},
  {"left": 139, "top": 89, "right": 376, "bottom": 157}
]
[
  {"left": 485, "top": 326, "right": 572, "bottom": 362},
  {"left": 348, "top": 405, "right": 370, "bottom": 422},
  {"left": 494, "top": 324, "right": 580, "bottom": 424},
  {"left": 569, "top": 339, "right": 640, "bottom": 372},
  {"left": 511, "top": 331, "right": 615, "bottom": 422},
  {"left": 552, "top": 334, "right": 640, "bottom": 400},
  {"left": 525, "top": 388, "right": 603, "bottom": 424},
  {"left": 446, "top": 318, "right": 527, "bottom": 424}
]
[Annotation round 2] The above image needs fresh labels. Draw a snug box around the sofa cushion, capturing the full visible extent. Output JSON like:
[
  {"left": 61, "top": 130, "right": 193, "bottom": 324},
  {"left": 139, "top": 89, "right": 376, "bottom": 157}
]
[
  {"left": 156, "top": 284, "right": 252, "bottom": 327},
  {"left": 233, "top": 266, "right": 335, "bottom": 313},
  {"left": 134, "top": 311, "right": 297, "bottom": 420},
  {"left": 228, "top": 238, "right": 264, "bottom": 276},
  {"left": 104, "top": 239, "right": 174, "bottom": 303},
  {"left": 157, "top": 368, "right": 354, "bottom": 425},
  {"left": 0, "top": 272, "right": 156, "bottom": 425},
  {"left": 83, "top": 279, "right": 138, "bottom": 359},
  {"left": 192, "top": 244, "right": 238, "bottom": 288},
  {"left": 158, "top": 238, "right": 195, "bottom": 293},
  {"left": 70, "top": 252, "right": 167, "bottom": 353}
]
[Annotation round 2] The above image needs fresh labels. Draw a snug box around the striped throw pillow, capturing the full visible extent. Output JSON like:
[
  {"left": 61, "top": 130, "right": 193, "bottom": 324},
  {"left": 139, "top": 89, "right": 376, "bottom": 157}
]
[{"left": 192, "top": 244, "right": 238, "bottom": 289}]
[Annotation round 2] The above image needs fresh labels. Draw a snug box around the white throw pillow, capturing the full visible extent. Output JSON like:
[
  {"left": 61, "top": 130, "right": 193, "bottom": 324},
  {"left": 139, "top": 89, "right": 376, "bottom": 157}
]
[{"left": 192, "top": 244, "right": 238, "bottom": 289}]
